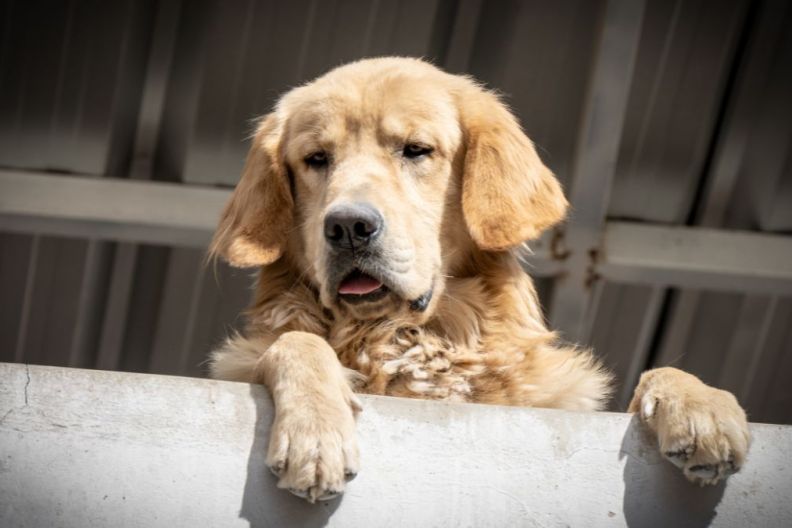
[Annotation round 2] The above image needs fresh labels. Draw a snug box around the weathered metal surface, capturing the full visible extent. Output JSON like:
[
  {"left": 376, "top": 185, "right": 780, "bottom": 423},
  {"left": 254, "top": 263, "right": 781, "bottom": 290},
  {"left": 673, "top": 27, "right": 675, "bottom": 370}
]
[
  {"left": 599, "top": 222, "right": 792, "bottom": 295},
  {"left": 1, "top": 363, "right": 790, "bottom": 527},
  {"left": 0, "top": 170, "right": 228, "bottom": 247}
]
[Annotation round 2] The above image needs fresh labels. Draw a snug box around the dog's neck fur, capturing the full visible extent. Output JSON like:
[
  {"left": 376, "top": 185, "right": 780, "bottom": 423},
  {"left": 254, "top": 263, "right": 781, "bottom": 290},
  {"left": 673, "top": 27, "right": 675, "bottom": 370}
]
[{"left": 243, "top": 253, "right": 610, "bottom": 409}]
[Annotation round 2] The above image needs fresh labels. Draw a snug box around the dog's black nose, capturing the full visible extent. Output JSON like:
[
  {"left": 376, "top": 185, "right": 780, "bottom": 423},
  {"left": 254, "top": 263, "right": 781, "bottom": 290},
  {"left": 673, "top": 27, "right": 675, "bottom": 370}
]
[{"left": 324, "top": 203, "right": 384, "bottom": 249}]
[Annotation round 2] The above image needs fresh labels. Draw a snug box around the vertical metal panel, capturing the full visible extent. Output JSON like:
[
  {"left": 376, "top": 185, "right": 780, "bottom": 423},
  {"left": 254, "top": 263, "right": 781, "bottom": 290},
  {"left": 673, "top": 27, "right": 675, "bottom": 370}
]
[
  {"left": 147, "top": 251, "right": 251, "bottom": 377},
  {"left": 181, "top": 263, "right": 251, "bottom": 377},
  {"left": 718, "top": 295, "right": 776, "bottom": 400},
  {"left": 67, "top": 241, "right": 114, "bottom": 368},
  {"left": 95, "top": 244, "right": 137, "bottom": 371},
  {"left": 147, "top": 248, "right": 204, "bottom": 375},
  {"left": 0, "top": 234, "right": 34, "bottom": 361},
  {"left": 467, "top": 0, "right": 603, "bottom": 186},
  {"left": 16, "top": 236, "right": 89, "bottom": 366},
  {"left": 609, "top": 0, "right": 749, "bottom": 223},
  {"left": 442, "top": 0, "right": 483, "bottom": 73},
  {"left": 117, "top": 244, "right": 170, "bottom": 373},
  {"left": 745, "top": 299, "right": 792, "bottom": 424},
  {"left": 152, "top": 0, "right": 212, "bottom": 183},
  {"left": 731, "top": 0, "right": 792, "bottom": 232},
  {"left": 588, "top": 283, "right": 665, "bottom": 411},
  {"left": 0, "top": 0, "right": 154, "bottom": 175}
]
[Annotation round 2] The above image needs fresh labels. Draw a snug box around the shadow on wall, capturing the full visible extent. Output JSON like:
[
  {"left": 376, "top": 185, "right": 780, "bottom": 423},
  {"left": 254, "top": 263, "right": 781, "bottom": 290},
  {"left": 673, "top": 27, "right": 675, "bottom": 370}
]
[
  {"left": 240, "top": 384, "right": 342, "bottom": 527},
  {"left": 620, "top": 415, "right": 726, "bottom": 527}
]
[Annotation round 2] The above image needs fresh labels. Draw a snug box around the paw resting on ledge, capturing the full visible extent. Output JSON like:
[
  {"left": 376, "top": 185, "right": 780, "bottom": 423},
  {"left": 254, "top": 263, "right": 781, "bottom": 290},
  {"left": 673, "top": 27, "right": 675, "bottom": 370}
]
[{"left": 629, "top": 367, "right": 751, "bottom": 486}]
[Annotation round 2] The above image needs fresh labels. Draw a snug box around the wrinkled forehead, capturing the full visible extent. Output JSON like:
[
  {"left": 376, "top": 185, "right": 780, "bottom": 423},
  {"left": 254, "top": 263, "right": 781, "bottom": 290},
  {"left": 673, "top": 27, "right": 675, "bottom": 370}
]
[{"left": 281, "top": 77, "right": 461, "bottom": 158}]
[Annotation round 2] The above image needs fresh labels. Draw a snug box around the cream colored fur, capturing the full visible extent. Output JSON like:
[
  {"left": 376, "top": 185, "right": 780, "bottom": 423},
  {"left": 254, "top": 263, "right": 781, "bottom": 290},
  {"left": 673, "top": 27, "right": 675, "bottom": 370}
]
[{"left": 207, "top": 57, "right": 751, "bottom": 501}]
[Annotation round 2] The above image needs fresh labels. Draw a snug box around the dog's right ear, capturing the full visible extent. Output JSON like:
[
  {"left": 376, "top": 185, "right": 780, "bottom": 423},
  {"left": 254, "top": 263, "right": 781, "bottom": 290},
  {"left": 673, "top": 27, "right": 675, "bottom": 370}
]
[
  {"left": 456, "top": 82, "right": 568, "bottom": 251},
  {"left": 209, "top": 114, "right": 293, "bottom": 267}
]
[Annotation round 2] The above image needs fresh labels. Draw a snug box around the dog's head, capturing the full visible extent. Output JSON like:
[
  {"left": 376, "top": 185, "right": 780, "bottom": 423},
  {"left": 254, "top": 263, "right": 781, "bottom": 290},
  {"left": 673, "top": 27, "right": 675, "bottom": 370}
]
[{"left": 210, "top": 57, "right": 567, "bottom": 320}]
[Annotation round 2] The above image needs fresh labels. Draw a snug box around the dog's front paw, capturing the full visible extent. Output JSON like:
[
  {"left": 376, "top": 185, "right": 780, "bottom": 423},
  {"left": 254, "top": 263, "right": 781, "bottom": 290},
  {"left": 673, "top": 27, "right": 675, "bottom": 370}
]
[
  {"left": 266, "top": 387, "right": 361, "bottom": 503},
  {"left": 629, "top": 367, "right": 751, "bottom": 486}
]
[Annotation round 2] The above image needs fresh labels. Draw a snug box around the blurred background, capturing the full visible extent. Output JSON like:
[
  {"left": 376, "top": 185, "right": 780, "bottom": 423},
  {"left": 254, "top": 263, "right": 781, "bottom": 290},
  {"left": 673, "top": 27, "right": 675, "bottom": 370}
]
[{"left": 0, "top": 0, "right": 790, "bottom": 423}]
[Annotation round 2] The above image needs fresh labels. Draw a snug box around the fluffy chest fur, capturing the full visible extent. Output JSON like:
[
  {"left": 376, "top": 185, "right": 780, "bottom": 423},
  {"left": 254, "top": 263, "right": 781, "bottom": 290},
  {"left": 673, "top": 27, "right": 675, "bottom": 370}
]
[
  {"left": 244, "top": 259, "right": 610, "bottom": 410},
  {"left": 331, "top": 319, "right": 484, "bottom": 402}
]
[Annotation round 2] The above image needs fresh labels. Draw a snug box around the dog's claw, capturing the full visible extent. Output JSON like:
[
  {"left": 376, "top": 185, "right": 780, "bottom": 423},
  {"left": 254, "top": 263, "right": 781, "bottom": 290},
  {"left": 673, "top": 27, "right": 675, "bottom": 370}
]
[
  {"left": 268, "top": 461, "right": 286, "bottom": 477},
  {"left": 317, "top": 490, "right": 342, "bottom": 501},
  {"left": 663, "top": 444, "right": 695, "bottom": 468},
  {"left": 288, "top": 487, "right": 343, "bottom": 503},
  {"left": 288, "top": 487, "right": 309, "bottom": 499}
]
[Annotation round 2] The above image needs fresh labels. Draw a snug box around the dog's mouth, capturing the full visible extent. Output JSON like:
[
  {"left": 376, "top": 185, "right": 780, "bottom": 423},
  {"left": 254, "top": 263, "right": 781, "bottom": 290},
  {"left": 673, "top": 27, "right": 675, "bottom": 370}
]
[{"left": 337, "top": 268, "right": 390, "bottom": 304}]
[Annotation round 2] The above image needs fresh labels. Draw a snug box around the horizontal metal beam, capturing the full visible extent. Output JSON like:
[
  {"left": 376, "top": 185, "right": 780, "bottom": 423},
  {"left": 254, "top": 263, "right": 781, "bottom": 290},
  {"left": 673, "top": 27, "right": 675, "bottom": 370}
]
[
  {"left": 2, "top": 170, "right": 791, "bottom": 295},
  {"left": 2, "top": 363, "right": 791, "bottom": 527},
  {"left": 0, "top": 169, "right": 229, "bottom": 247},
  {"left": 599, "top": 222, "right": 792, "bottom": 295}
]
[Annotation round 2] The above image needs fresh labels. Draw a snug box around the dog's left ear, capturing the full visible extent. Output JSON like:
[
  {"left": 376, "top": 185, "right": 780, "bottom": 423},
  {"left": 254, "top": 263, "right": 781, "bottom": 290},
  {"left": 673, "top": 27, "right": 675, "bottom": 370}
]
[{"left": 457, "top": 85, "right": 568, "bottom": 250}]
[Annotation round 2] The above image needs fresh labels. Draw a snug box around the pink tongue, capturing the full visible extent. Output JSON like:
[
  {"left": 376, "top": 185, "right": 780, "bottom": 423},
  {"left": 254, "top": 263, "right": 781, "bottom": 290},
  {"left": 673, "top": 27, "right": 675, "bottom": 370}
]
[{"left": 338, "top": 274, "right": 383, "bottom": 295}]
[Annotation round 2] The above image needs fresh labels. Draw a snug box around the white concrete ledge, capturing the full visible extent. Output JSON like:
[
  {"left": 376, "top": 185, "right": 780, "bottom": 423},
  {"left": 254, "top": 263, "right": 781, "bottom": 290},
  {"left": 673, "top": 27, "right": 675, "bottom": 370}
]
[{"left": 1, "top": 363, "right": 790, "bottom": 527}]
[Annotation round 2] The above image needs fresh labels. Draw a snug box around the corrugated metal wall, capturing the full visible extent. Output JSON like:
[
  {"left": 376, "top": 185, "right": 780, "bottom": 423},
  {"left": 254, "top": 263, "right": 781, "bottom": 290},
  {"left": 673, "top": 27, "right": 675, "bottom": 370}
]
[{"left": 1, "top": 0, "right": 790, "bottom": 423}]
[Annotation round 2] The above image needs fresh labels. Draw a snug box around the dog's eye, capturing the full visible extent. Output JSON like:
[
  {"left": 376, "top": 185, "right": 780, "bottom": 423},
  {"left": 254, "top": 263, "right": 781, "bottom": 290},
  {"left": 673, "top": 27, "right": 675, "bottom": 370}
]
[
  {"left": 403, "top": 143, "right": 433, "bottom": 159},
  {"left": 304, "top": 151, "right": 328, "bottom": 168}
]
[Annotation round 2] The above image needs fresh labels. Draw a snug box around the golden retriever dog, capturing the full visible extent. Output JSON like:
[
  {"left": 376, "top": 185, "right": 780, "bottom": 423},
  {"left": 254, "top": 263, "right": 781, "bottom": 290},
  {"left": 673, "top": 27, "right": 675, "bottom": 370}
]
[{"left": 208, "top": 57, "right": 751, "bottom": 502}]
